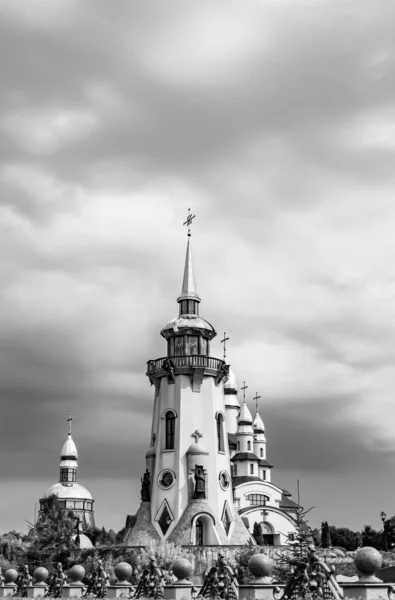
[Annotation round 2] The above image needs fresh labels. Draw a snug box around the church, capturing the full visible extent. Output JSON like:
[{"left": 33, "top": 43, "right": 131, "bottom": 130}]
[
  {"left": 38, "top": 415, "right": 95, "bottom": 547},
  {"left": 124, "top": 215, "right": 301, "bottom": 546}
]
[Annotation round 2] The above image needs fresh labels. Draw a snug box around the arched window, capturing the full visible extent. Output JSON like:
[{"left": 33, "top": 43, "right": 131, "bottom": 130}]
[
  {"left": 216, "top": 414, "right": 225, "bottom": 452},
  {"left": 247, "top": 494, "right": 269, "bottom": 506},
  {"left": 250, "top": 463, "right": 254, "bottom": 474},
  {"left": 247, "top": 440, "right": 251, "bottom": 451},
  {"left": 165, "top": 412, "right": 176, "bottom": 449},
  {"left": 260, "top": 447, "right": 263, "bottom": 457},
  {"left": 196, "top": 519, "right": 204, "bottom": 545}
]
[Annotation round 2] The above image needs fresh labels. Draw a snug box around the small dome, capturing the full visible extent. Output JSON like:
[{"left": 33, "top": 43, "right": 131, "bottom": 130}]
[
  {"left": 252, "top": 411, "right": 265, "bottom": 432},
  {"left": 60, "top": 434, "right": 78, "bottom": 459},
  {"left": 187, "top": 442, "right": 208, "bottom": 455},
  {"left": 238, "top": 400, "right": 253, "bottom": 425},
  {"left": 161, "top": 316, "right": 215, "bottom": 338},
  {"left": 42, "top": 482, "right": 93, "bottom": 501},
  {"left": 224, "top": 368, "right": 238, "bottom": 393},
  {"left": 145, "top": 447, "right": 156, "bottom": 457},
  {"left": 72, "top": 533, "right": 93, "bottom": 549}
]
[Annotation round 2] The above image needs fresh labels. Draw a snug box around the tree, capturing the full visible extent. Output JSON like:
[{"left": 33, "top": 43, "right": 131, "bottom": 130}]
[
  {"left": 329, "top": 526, "right": 361, "bottom": 551},
  {"left": 321, "top": 521, "right": 331, "bottom": 548},
  {"left": 361, "top": 525, "right": 382, "bottom": 550},
  {"left": 252, "top": 522, "right": 264, "bottom": 546}
]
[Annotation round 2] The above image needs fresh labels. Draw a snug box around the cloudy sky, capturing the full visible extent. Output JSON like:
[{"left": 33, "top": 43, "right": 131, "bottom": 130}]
[{"left": 1, "top": 0, "right": 395, "bottom": 536}]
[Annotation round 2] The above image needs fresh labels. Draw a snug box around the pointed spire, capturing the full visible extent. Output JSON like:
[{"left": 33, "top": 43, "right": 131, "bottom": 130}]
[
  {"left": 177, "top": 237, "right": 201, "bottom": 302},
  {"left": 238, "top": 398, "right": 253, "bottom": 425}
]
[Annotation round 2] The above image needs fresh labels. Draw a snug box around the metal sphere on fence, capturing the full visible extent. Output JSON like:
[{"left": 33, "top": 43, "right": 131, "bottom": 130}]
[
  {"left": 248, "top": 554, "right": 274, "bottom": 583},
  {"left": 4, "top": 569, "right": 18, "bottom": 584},
  {"left": 114, "top": 562, "right": 133, "bottom": 585},
  {"left": 33, "top": 567, "right": 49, "bottom": 584},
  {"left": 171, "top": 558, "right": 193, "bottom": 583},
  {"left": 69, "top": 565, "right": 86, "bottom": 584},
  {"left": 354, "top": 547, "right": 383, "bottom": 582}
]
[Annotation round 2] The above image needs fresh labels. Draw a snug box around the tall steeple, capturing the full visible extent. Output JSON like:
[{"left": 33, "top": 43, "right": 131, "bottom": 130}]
[
  {"left": 59, "top": 413, "right": 78, "bottom": 485},
  {"left": 177, "top": 236, "right": 201, "bottom": 303}
]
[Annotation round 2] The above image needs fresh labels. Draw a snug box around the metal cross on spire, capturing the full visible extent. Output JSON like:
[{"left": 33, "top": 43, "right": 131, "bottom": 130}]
[
  {"left": 241, "top": 381, "right": 248, "bottom": 401},
  {"left": 221, "top": 332, "right": 230, "bottom": 361},
  {"left": 253, "top": 392, "right": 261, "bottom": 411},
  {"left": 183, "top": 207, "right": 196, "bottom": 237},
  {"left": 67, "top": 413, "right": 73, "bottom": 435}
]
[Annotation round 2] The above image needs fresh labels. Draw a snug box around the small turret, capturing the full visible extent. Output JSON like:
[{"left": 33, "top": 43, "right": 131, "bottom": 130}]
[{"left": 224, "top": 367, "right": 240, "bottom": 435}]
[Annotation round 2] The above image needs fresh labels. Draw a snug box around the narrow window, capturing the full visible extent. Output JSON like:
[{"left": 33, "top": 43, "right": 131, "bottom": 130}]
[
  {"left": 247, "top": 440, "right": 251, "bottom": 451},
  {"left": 250, "top": 463, "right": 254, "bottom": 474},
  {"left": 233, "top": 465, "right": 237, "bottom": 476},
  {"left": 216, "top": 414, "right": 224, "bottom": 452},
  {"left": 260, "top": 447, "right": 263, "bottom": 457},
  {"left": 196, "top": 519, "right": 204, "bottom": 545},
  {"left": 165, "top": 412, "right": 176, "bottom": 449},
  {"left": 262, "top": 470, "right": 266, "bottom": 480},
  {"left": 237, "top": 441, "right": 240, "bottom": 451}
]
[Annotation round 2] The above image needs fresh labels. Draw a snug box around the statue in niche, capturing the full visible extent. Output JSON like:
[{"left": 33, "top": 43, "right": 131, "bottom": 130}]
[
  {"left": 141, "top": 469, "right": 151, "bottom": 502},
  {"left": 193, "top": 465, "right": 206, "bottom": 499}
]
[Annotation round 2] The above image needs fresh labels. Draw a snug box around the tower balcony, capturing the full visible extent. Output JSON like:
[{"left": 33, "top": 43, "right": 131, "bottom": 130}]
[{"left": 146, "top": 355, "right": 229, "bottom": 391}]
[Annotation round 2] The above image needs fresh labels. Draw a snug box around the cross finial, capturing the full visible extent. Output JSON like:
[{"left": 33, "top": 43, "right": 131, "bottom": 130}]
[
  {"left": 253, "top": 391, "right": 261, "bottom": 411},
  {"left": 192, "top": 430, "right": 203, "bottom": 443},
  {"left": 221, "top": 332, "right": 230, "bottom": 361},
  {"left": 67, "top": 413, "right": 73, "bottom": 435},
  {"left": 241, "top": 381, "right": 248, "bottom": 401},
  {"left": 183, "top": 208, "right": 196, "bottom": 237}
]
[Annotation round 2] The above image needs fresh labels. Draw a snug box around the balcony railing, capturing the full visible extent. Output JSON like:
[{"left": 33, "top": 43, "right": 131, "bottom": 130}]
[{"left": 147, "top": 355, "right": 226, "bottom": 373}]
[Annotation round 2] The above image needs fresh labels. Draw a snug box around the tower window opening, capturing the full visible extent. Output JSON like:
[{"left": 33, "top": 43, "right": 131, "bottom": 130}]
[
  {"left": 247, "top": 440, "right": 251, "bottom": 451},
  {"left": 196, "top": 518, "right": 204, "bottom": 545},
  {"left": 250, "top": 463, "right": 254, "bottom": 474},
  {"left": 60, "top": 468, "right": 76, "bottom": 483},
  {"left": 262, "top": 470, "right": 266, "bottom": 480},
  {"left": 237, "top": 441, "right": 240, "bottom": 451},
  {"left": 233, "top": 465, "right": 237, "bottom": 476},
  {"left": 216, "top": 414, "right": 225, "bottom": 452},
  {"left": 247, "top": 494, "right": 269, "bottom": 506},
  {"left": 260, "top": 447, "right": 263, "bottom": 457},
  {"left": 165, "top": 412, "right": 176, "bottom": 449}
]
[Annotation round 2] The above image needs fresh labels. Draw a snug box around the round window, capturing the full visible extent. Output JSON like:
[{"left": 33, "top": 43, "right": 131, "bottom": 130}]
[
  {"left": 159, "top": 470, "right": 175, "bottom": 489},
  {"left": 219, "top": 470, "right": 230, "bottom": 490}
]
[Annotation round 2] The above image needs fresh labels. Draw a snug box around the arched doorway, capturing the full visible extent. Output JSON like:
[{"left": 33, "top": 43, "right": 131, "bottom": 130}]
[{"left": 261, "top": 521, "right": 274, "bottom": 545}]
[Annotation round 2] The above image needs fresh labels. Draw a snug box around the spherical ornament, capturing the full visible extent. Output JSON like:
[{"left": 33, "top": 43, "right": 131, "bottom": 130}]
[
  {"left": 248, "top": 554, "right": 274, "bottom": 583},
  {"left": 4, "top": 569, "right": 18, "bottom": 584},
  {"left": 69, "top": 565, "right": 85, "bottom": 583},
  {"left": 114, "top": 562, "right": 132, "bottom": 584},
  {"left": 34, "top": 567, "right": 49, "bottom": 583},
  {"left": 355, "top": 547, "right": 382, "bottom": 581},
  {"left": 172, "top": 558, "right": 193, "bottom": 583}
]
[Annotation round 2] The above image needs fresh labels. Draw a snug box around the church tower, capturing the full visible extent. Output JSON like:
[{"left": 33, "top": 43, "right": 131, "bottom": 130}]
[{"left": 127, "top": 216, "right": 253, "bottom": 546}]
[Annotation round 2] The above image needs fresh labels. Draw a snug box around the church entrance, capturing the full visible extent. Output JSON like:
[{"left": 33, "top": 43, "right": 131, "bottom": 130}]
[
  {"left": 261, "top": 522, "right": 275, "bottom": 545},
  {"left": 263, "top": 534, "right": 274, "bottom": 545}
]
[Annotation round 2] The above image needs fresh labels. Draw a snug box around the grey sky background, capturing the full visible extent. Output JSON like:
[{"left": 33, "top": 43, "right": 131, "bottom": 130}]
[{"left": 1, "top": 0, "right": 395, "bottom": 534}]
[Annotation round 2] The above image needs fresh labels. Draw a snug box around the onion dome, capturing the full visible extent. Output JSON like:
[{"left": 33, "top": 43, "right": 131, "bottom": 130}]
[
  {"left": 224, "top": 367, "right": 240, "bottom": 407},
  {"left": 43, "top": 482, "right": 93, "bottom": 500},
  {"left": 238, "top": 400, "right": 253, "bottom": 425},
  {"left": 72, "top": 533, "right": 93, "bottom": 549},
  {"left": 252, "top": 410, "right": 265, "bottom": 433},
  {"left": 161, "top": 315, "right": 215, "bottom": 338},
  {"left": 145, "top": 447, "right": 156, "bottom": 458}
]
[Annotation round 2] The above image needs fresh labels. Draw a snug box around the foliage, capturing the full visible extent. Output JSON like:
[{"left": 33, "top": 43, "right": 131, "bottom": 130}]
[
  {"left": 252, "top": 522, "right": 264, "bottom": 546},
  {"left": 361, "top": 525, "right": 382, "bottom": 550},
  {"left": 329, "top": 526, "right": 362, "bottom": 551},
  {"left": 321, "top": 521, "right": 331, "bottom": 548}
]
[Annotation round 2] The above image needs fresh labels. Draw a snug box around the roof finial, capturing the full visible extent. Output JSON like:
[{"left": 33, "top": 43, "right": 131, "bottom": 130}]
[
  {"left": 67, "top": 413, "right": 73, "bottom": 435},
  {"left": 221, "top": 332, "right": 230, "bottom": 361},
  {"left": 241, "top": 381, "right": 248, "bottom": 402},
  {"left": 183, "top": 207, "right": 195, "bottom": 237},
  {"left": 253, "top": 391, "right": 261, "bottom": 412}
]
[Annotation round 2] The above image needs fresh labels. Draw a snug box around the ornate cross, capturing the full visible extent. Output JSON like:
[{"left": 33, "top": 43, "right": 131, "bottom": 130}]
[
  {"left": 183, "top": 207, "right": 196, "bottom": 237},
  {"left": 221, "top": 332, "right": 229, "bottom": 361},
  {"left": 67, "top": 413, "right": 73, "bottom": 435},
  {"left": 192, "top": 430, "right": 202, "bottom": 443},
  {"left": 253, "top": 391, "right": 261, "bottom": 411},
  {"left": 241, "top": 381, "right": 248, "bottom": 401}
]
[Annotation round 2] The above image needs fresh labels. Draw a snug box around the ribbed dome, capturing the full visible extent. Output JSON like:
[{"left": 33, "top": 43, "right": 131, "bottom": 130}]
[
  {"left": 238, "top": 400, "right": 253, "bottom": 425},
  {"left": 43, "top": 482, "right": 93, "bottom": 500},
  {"left": 187, "top": 442, "right": 208, "bottom": 455},
  {"left": 161, "top": 315, "right": 215, "bottom": 337},
  {"left": 145, "top": 447, "right": 156, "bottom": 457},
  {"left": 252, "top": 411, "right": 265, "bottom": 432},
  {"left": 60, "top": 434, "right": 78, "bottom": 459},
  {"left": 224, "top": 367, "right": 238, "bottom": 393}
]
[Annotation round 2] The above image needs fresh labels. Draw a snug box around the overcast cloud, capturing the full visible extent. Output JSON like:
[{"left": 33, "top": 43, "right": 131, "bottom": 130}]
[{"left": 1, "top": 0, "right": 395, "bottom": 534}]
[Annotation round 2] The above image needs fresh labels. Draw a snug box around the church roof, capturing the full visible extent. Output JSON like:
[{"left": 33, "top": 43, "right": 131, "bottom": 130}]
[
  {"left": 233, "top": 475, "right": 262, "bottom": 486},
  {"left": 230, "top": 452, "right": 260, "bottom": 462},
  {"left": 259, "top": 459, "right": 273, "bottom": 468},
  {"left": 252, "top": 410, "right": 265, "bottom": 432},
  {"left": 238, "top": 400, "right": 253, "bottom": 426},
  {"left": 60, "top": 434, "right": 78, "bottom": 460},
  {"left": 161, "top": 315, "right": 215, "bottom": 336},
  {"left": 280, "top": 496, "right": 300, "bottom": 509},
  {"left": 177, "top": 237, "right": 201, "bottom": 302},
  {"left": 42, "top": 482, "right": 93, "bottom": 501}
]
